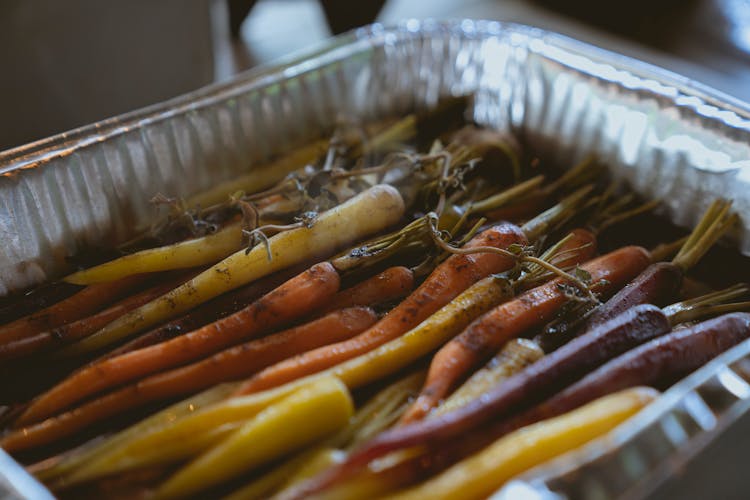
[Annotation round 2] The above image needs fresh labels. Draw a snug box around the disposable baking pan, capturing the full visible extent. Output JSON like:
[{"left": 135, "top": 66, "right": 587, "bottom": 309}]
[{"left": 1, "top": 19, "right": 749, "bottom": 498}]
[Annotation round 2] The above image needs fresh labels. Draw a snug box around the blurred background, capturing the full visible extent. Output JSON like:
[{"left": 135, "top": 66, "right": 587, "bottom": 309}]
[{"left": 1, "top": 0, "right": 749, "bottom": 152}]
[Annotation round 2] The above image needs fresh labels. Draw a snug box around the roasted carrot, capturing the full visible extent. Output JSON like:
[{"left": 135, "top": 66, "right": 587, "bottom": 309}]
[
  {"left": 99, "top": 263, "right": 311, "bottom": 361},
  {"left": 15, "top": 263, "right": 341, "bottom": 427},
  {"left": 51, "top": 276, "right": 514, "bottom": 482},
  {"left": 320, "top": 266, "right": 414, "bottom": 314},
  {"left": 0, "top": 282, "right": 81, "bottom": 325},
  {"left": 537, "top": 312, "right": 750, "bottom": 416},
  {"left": 400, "top": 245, "right": 650, "bottom": 423},
  {"left": 231, "top": 190, "right": 592, "bottom": 397},
  {"left": 2, "top": 308, "right": 375, "bottom": 452},
  {"left": 387, "top": 388, "right": 657, "bottom": 500},
  {"left": 0, "top": 274, "right": 147, "bottom": 344},
  {"left": 232, "top": 223, "right": 527, "bottom": 396},
  {"left": 0, "top": 273, "right": 195, "bottom": 362},
  {"left": 298, "top": 302, "right": 669, "bottom": 494},
  {"left": 585, "top": 199, "right": 736, "bottom": 329},
  {"left": 57, "top": 185, "right": 405, "bottom": 357},
  {"left": 64, "top": 222, "right": 245, "bottom": 286}
]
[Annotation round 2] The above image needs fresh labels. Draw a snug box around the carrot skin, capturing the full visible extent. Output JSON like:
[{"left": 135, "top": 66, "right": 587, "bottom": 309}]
[
  {"left": 339, "top": 250, "right": 657, "bottom": 466},
  {"left": 585, "top": 262, "right": 682, "bottom": 329},
  {"left": 534, "top": 312, "right": 750, "bottom": 418},
  {"left": 99, "top": 263, "right": 310, "bottom": 361},
  {"left": 0, "top": 283, "right": 81, "bottom": 325},
  {"left": 0, "top": 308, "right": 376, "bottom": 453},
  {"left": 292, "top": 304, "right": 669, "bottom": 499},
  {"left": 320, "top": 267, "right": 414, "bottom": 315},
  {"left": 16, "top": 263, "right": 340, "bottom": 427},
  {"left": 0, "top": 275, "right": 147, "bottom": 344},
  {"left": 402, "top": 245, "right": 650, "bottom": 422},
  {"left": 0, "top": 278, "right": 186, "bottom": 362},
  {"left": 234, "top": 223, "right": 527, "bottom": 396}
]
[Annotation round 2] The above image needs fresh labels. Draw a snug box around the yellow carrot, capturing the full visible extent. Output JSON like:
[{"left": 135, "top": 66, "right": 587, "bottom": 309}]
[
  {"left": 154, "top": 377, "right": 354, "bottom": 499},
  {"left": 58, "top": 185, "right": 405, "bottom": 356},
  {"left": 61, "top": 382, "right": 299, "bottom": 486},
  {"left": 225, "top": 370, "right": 423, "bottom": 500},
  {"left": 64, "top": 222, "right": 243, "bottom": 285},
  {"left": 223, "top": 448, "right": 327, "bottom": 500},
  {"left": 35, "top": 383, "right": 239, "bottom": 488},
  {"left": 389, "top": 387, "right": 658, "bottom": 500}
]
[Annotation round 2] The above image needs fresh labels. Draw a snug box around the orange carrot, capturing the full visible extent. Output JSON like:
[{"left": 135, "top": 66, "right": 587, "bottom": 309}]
[
  {"left": 0, "top": 275, "right": 147, "bottom": 344},
  {"left": 98, "top": 263, "right": 312, "bottom": 361},
  {"left": 321, "top": 267, "right": 414, "bottom": 314},
  {"left": 0, "top": 274, "right": 194, "bottom": 362},
  {"left": 2, "top": 307, "right": 376, "bottom": 452},
  {"left": 16, "top": 263, "right": 340, "bottom": 427},
  {"left": 400, "top": 245, "right": 651, "bottom": 423},
  {"left": 234, "top": 223, "right": 527, "bottom": 396}
]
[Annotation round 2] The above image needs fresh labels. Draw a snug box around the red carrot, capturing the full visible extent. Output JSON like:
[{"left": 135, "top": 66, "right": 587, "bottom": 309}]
[{"left": 15, "top": 263, "right": 341, "bottom": 426}]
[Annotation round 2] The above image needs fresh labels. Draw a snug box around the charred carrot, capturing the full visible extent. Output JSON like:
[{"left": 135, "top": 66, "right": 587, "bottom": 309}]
[
  {"left": 2, "top": 308, "right": 375, "bottom": 452},
  {"left": 320, "top": 266, "right": 414, "bottom": 314},
  {"left": 15, "top": 263, "right": 341, "bottom": 427},
  {"left": 231, "top": 223, "right": 527, "bottom": 396},
  {"left": 433, "top": 339, "right": 544, "bottom": 417},
  {"left": 0, "top": 274, "right": 147, "bottom": 344},
  {"left": 400, "top": 245, "right": 651, "bottom": 422}
]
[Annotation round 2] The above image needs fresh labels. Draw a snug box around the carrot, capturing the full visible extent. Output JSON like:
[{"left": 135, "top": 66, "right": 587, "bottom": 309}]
[
  {"left": 15, "top": 263, "right": 341, "bottom": 427},
  {"left": 387, "top": 388, "right": 657, "bottom": 500},
  {"left": 320, "top": 267, "right": 414, "bottom": 314},
  {"left": 57, "top": 185, "right": 405, "bottom": 357},
  {"left": 99, "top": 263, "right": 311, "bottom": 361},
  {"left": 301, "top": 301, "right": 669, "bottom": 494},
  {"left": 2, "top": 308, "right": 376, "bottom": 452},
  {"left": 0, "top": 274, "right": 147, "bottom": 344},
  {"left": 534, "top": 312, "right": 750, "bottom": 418},
  {"left": 400, "top": 245, "right": 651, "bottom": 423},
  {"left": 0, "top": 282, "right": 80, "bottom": 325},
  {"left": 0, "top": 273, "right": 195, "bottom": 362},
  {"left": 232, "top": 223, "right": 527, "bottom": 396},
  {"left": 585, "top": 199, "right": 736, "bottom": 329}
]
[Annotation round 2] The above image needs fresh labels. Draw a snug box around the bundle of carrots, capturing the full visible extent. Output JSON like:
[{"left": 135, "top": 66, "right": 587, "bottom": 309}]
[{"left": 1, "top": 99, "right": 749, "bottom": 500}]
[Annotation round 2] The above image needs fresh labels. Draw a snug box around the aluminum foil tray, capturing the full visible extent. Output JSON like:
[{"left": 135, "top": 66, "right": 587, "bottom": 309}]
[{"left": 1, "top": 19, "right": 750, "bottom": 499}]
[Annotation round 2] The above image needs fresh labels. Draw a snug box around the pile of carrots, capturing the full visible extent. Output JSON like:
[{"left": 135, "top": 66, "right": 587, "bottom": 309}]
[{"left": 1, "top": 101, "right": 749, "bottom": 500}]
